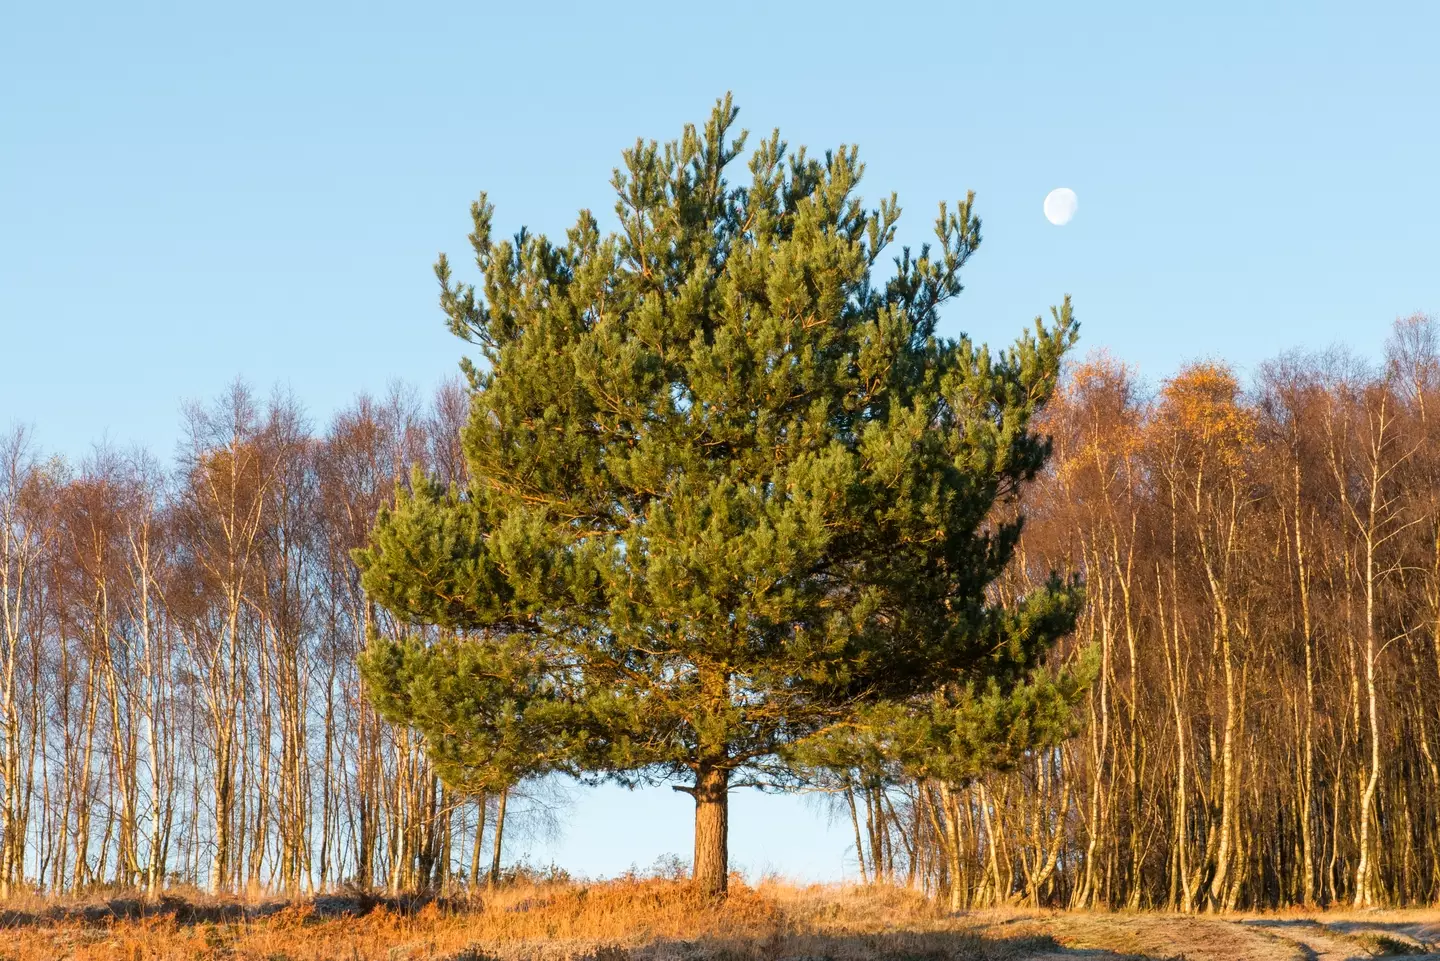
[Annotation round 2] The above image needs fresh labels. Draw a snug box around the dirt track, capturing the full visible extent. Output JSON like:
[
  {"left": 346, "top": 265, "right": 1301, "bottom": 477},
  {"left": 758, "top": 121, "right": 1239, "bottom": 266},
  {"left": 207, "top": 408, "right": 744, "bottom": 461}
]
[{"left": 988, "top": 909, "right": 1440, "bottom": 960}]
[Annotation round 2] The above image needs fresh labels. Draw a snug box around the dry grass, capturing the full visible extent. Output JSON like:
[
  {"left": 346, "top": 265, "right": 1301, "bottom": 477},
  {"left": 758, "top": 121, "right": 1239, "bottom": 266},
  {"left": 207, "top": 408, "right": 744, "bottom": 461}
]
[
  {"left": 3, "top": 880, "right": 1440, "bottom": 961},
  {"left": 0, "top": 879, "right": 1072, "bottom": 961}
]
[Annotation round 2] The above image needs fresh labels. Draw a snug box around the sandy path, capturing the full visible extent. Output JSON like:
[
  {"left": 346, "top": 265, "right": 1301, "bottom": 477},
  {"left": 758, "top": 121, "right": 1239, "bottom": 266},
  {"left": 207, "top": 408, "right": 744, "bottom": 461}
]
[{"left": 981, "top": 910, "right": 1440, "bottom": 960}]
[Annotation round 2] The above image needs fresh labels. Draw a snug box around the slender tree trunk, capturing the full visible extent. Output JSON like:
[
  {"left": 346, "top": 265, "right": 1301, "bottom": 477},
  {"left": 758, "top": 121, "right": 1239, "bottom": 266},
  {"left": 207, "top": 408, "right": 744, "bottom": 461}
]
[
  {"left": 936, "top": 781, "right": 965, "bottom": 911},
  {"left": 847, "top": 783, "right": 868, "bottom": 884},
  {"left": 1293, "top": 459, "right": 1317, "bottom": 906},
  {"left": 469, "top": 792, "right": 487, "bottom": 888},
  {"left": 1354, "top": 526, "right": 1382, "bottom": 907},
  {"left": 1019, "top": 758, "right": 1071, "bottom": 906},
  {"left": 488, "top": 784, "right": 508, "bottom": 887}
]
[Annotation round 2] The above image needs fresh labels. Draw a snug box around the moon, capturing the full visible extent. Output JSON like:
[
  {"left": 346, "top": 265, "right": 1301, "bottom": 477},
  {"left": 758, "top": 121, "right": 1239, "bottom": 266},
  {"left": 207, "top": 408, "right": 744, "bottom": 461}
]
[{"left": 1044, "top": 187, "right": 1078, "bottom": 226}]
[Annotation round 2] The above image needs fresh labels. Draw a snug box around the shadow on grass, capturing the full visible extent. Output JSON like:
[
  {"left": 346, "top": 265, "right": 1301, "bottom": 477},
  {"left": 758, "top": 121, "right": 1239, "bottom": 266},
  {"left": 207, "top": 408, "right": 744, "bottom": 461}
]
[
  {"left": 1317, "top": 917, "right": 1440, "bottom": 945},
  {"left": 0, "top": 891, "right": 457, "bottom": 929}
]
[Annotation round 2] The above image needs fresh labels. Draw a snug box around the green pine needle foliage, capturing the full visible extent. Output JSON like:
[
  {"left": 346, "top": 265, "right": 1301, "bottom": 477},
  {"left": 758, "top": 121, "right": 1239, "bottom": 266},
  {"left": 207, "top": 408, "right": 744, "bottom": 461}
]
[{"left": 356, "top": 94, "right": 1085, "bottom": 805}]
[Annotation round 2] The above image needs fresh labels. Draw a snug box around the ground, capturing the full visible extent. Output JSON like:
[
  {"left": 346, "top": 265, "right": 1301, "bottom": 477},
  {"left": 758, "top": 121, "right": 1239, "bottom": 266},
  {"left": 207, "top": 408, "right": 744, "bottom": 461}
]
[{"left": 1, "top": 880, "right": 1438, "bottom": 960}]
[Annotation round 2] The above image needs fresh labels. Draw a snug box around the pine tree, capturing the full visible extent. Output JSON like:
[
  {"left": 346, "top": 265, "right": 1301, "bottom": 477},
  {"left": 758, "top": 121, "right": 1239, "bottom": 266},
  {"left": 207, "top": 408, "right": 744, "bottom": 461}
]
[{"left": 357, "top": 95, "right": 1083, "bottom": 896}]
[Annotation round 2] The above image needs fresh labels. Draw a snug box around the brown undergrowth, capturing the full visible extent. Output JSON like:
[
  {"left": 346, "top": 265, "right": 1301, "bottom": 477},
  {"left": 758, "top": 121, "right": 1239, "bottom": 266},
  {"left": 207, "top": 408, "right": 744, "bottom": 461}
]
[
  {"left": 6, "top": 880, "right": 1440, "bottom": 961},
  {"left": 0, "top": 879, "right": 1070, "bottom": 961}
]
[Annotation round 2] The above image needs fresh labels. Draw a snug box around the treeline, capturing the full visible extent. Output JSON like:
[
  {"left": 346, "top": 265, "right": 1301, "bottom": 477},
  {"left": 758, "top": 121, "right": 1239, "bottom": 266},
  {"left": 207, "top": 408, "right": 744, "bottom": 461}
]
[
  {"left": 6, "top": 317, "right": 1440, "bottom": 909},
  {"left": 0, "top": 378, "right": 528, "bottom": 896},
  {"left": 847, "top": 314, "right": 1440, "bottom": 910}
]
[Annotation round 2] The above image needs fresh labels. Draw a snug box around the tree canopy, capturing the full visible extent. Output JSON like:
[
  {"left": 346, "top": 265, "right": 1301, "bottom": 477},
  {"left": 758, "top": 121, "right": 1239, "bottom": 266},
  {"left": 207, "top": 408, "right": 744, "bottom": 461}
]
[{"left": 356, "top": 95, "right": 1084, "bottom": 895}]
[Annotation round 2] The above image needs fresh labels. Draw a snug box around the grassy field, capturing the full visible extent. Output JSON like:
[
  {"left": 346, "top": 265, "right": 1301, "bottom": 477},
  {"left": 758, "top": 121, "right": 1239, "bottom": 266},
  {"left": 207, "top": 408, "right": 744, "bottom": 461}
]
[{"left": 2, "top": 879, "right": 1439, "bottom": 960}]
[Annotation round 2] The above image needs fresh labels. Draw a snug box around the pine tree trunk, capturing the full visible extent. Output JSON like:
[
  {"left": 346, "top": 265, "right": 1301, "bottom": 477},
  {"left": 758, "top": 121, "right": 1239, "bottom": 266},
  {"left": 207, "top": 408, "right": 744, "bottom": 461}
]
[{"left": 693, "top": 762, "right": 729, "bottom": 897}]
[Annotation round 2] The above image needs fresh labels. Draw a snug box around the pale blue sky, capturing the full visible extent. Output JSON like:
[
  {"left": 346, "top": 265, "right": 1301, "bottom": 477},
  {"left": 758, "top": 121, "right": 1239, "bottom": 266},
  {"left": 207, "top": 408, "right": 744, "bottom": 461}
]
[{"left": 4, "top": 2, "right": 1437, "bottom": 880}]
